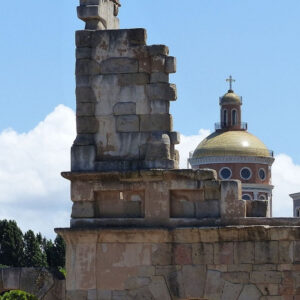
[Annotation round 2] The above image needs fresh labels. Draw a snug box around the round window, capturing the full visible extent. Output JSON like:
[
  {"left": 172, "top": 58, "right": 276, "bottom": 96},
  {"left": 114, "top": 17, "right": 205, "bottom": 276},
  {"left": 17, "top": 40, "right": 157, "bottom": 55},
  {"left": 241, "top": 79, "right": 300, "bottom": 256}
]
[
  {"left": 259, "top": 194, "right": 266, "bottom": 200},
  {"left": 240, "top": 167, "right": 252, "bottom": 180},
  {"left": 219, "top": 167, "right": 232, "bottom": 179},
  {"left": 259, "top": 168, "right": 266, "bottom": 180},
  {"left": 242, "top": 194, "right": 252, "bottom": 201}
]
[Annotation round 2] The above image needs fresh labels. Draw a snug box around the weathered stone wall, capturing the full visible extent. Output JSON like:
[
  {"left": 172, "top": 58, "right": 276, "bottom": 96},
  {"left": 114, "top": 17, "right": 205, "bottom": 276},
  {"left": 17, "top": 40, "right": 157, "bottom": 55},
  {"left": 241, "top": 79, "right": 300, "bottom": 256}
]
[
  {"left": 0, "top": 268, "right": 65, "bottom": 300},
  {"left": 61, "top": 169, "right": 248, "bottom": 227},
  {"left": 72, "top": 28, "right": 179, "bottom": 172},
  {"left": 57, "top": 226, "right": 300, "bottom": 300}
]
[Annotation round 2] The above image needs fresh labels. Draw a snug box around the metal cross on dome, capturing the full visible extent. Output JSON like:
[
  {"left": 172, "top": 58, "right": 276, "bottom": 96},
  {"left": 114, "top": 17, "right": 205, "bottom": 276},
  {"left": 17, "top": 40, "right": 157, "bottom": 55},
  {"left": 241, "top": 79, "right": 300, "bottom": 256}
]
[{"left": 226, "top": 75, "right": 235, "bottom": 91}]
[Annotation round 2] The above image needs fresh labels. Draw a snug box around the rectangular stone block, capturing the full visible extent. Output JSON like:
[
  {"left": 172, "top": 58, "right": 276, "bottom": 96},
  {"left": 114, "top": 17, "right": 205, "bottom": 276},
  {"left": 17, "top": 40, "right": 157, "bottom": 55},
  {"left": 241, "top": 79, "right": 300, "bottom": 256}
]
[
  {"left": 173, "top": 244, "right": 192, "bottom": 265},
  {"left": 149, "top": 100, "right": 169, "bottom": 114},
  {"left": 140, "top": 114, "right": 172, "bottom": 132},
  {"left": 151, "top": 55, "right": 166, "bottom": 72},
  {"left": 221, "top": 272, "right": 250, "bottom": 284},
  {"left": 128, "top": 28, "right": 147, "bottom": 45},
  {"left": 234, "top": 241, "right": 254, "bottom": 264},
  {"left": 113, "top": 102, "right": 136, "bottom": 115},
  {"left": 192, "top": 243, "right": 214, "bottom": 265},
  {"left": 151, "top": 244, "right": 172, "bottom": 266},
  {"left": 76, "top": 59, "right": 100, "bottom": 75},
  {"left": 76, "top": 86, "right": 97, "bottom": 103},
  {"left": 74, "top": 133, "right": 95, "bottom": 146},
  {"left": 294, "top": 241, "right": 300, "bottom": 263},
  {"left": 77, "top": 116, "right": 99, "bottom": 134},
  {"left": 147, "top": 45, "right": 169, "bottom": 56},
  {"left": 72, "top": 201, "right": 95, "bottom": 218},
  {"left": 66, "top": 290, "right": 87, "bottom": 300},
  {"left": 150, "top": 72, "right": 169, "bottom": 83},
  {"left": 77, "top": 103, "right": 95, "bottom": 116},
  {"left": 250, "top": 271, "right": 282, "bottom": 284},
  {"left": 100, "top": 57, "right": 138, "bottom": 74},
  {"left": 214, "top": 242, "right": 234, "bottom": 264},
  {"left": 76, "top": 30, "right": 92, "bottom": 48},
  {"left": 181, "top": 265, "right": 206, "bottom": 298},
  {"left": 169, "top": 131, "right": 180, "bottom": 144},
  {"left": 117, "top": 73, "right": 149, "bottom": 86},
  {"left": 116, "top": 115, "right": 139, "bottom": 132},
  {"left": 76, "top": 75, "right": 90, "bottom": 87},
  {"left": 71, "top": 181, "right": 94, "bottom": 202},
  {"left": 165, "top": 56, "right": 176, "bottom": 73},
  {"left": 139, "top": 57, "right": 151, "bottom": 73},
  {"left": 146, "top": 83, "right": 177, "bottom": 101},
  {"left": 76, "top": 47, "right": 92, "bottom": 59},
  {"left": 255, "top": 241, "right": 279, "bottom": 264},
  {"left": 71, "top": 145, "right": 96, "bottom": 171},
  {"left": 279, "top": 241, "right": 293, "bottom": 264}
]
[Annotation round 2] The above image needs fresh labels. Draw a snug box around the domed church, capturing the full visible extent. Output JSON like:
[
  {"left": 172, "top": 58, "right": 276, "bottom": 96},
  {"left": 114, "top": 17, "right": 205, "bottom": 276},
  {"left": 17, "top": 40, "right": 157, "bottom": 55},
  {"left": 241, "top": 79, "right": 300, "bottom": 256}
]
[{"left": 189, "top": 76, "right": 275, "bottom": 214}]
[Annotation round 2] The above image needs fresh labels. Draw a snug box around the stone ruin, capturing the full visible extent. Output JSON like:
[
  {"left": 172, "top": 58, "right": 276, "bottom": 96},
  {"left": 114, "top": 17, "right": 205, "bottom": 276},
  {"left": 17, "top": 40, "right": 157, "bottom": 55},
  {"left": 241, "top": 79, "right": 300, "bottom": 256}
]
[{"left": 56, "top": 1, "right": 300, "bottom": 299}]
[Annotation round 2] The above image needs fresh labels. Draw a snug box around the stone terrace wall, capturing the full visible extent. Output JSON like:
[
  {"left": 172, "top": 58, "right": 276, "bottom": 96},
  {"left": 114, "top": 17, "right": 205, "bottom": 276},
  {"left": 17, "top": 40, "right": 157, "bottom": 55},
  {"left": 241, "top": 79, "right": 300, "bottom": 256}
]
[
  {"left": 0, "top": 268, "right": 65, "bottom": 300},
  {"left": 73, "top": 28, "right": 179, "bottom": 172},
  {"left": 58, "top": 226, "right": 300, "bottom": 300}
]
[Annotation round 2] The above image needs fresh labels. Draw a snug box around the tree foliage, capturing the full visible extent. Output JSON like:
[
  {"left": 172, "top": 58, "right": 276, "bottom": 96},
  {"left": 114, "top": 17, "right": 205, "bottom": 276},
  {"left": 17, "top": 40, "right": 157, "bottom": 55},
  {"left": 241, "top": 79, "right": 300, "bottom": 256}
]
[
  {"left": 23, "top": 230, "right": 47, "bottom": 267},
  {"left": 0, "top": 220, "right": 24, "bottom": 267},
  {"left": 0, "top": 219, "right": 65, "bottom": 269}
]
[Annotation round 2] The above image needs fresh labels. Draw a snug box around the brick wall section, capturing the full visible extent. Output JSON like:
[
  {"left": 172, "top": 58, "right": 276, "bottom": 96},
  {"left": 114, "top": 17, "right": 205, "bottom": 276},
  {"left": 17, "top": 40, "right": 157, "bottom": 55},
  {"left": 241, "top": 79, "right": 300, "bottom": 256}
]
[
  {"left": 57, "top": 226, "right": 300, "bottom": 300},
  {"left": 72, "top": 28, "right": 180, "bottom": 172}
]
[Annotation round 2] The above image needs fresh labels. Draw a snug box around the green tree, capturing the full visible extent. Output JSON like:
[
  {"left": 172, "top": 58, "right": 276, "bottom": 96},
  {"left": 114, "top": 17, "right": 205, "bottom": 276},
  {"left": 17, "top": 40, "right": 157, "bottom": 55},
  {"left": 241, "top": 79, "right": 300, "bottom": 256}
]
[
  {"left": 42, "top": 235, "right": 65, "bottom": 268},
  {"left": 1, "top": 290, "right": 38, "bottom": 300},
  {"left": 52, "top": 235, "right": 65, "bottom": 268},
  {"left": 0, "top": 220, "right": 24, "bottom": 267},
  {"left": 23, "top": 230, "right": 47, "bottom": 267}
]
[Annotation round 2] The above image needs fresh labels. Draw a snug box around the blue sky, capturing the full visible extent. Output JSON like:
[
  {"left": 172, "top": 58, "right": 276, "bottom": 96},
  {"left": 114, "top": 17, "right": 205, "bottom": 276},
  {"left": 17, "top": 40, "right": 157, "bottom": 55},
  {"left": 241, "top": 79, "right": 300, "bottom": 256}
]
[{"left": 1, "top": 1, "right": 300, "bottom": 237}]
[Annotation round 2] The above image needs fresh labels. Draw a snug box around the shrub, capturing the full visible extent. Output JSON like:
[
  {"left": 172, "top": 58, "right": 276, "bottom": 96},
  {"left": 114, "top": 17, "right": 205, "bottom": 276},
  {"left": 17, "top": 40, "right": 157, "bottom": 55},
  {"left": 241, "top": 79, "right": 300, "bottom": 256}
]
[{"left": 0, "top": 290, "right": 38, "bottom": 300}]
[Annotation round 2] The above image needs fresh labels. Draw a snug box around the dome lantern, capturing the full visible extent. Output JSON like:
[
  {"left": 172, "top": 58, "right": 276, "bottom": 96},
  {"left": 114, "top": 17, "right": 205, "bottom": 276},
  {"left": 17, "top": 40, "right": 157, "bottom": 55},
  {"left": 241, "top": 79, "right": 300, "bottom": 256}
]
[{"left": 217, "top": 76, "right": 246, "bottom": 131}]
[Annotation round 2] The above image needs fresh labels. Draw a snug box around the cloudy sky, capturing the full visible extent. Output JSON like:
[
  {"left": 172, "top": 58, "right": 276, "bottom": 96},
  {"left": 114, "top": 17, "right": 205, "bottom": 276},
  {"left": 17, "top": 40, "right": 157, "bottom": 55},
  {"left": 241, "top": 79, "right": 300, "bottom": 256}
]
[{"left": 1, "top": 1, "right": 300, "bottom": 238}]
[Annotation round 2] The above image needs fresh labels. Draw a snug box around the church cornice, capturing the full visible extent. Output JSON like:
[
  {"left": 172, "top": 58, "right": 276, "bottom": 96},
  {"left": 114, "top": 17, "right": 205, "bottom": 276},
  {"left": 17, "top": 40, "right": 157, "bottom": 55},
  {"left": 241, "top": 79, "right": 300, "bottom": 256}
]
[{"left": 189, "top": 155, "right": 275, "bottom": 166}]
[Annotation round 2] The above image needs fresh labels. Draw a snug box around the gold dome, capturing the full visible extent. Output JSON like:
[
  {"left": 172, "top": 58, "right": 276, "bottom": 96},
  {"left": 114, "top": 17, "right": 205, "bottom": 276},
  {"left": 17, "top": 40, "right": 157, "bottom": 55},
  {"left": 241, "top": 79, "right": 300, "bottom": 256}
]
[
  {"left": 192, "top": 131, "right": 272, "bottom": 158},
  {"left": 220, "top": 90, "right": 241, "bottom": 105}
]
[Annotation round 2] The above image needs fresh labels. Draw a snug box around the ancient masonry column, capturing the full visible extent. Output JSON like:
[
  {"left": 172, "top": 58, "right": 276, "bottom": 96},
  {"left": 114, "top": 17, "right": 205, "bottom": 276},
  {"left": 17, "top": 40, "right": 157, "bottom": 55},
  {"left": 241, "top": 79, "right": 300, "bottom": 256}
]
[
  {"left": 73, "top": 0, "right": 179, "bottom": 172},
  {"left": 55, "top": 1, "right": 245, "bottom": 299}
]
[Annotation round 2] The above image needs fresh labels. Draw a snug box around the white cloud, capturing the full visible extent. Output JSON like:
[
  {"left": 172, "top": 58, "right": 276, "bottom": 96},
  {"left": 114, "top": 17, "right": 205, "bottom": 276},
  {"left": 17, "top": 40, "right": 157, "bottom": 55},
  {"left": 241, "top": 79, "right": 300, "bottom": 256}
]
[
  {"left": 177, "top": 129, "right": 211, "bottom": 169},
  {"left": 0, "top": 105, "right": 75, "bottom": 239},
  {"left": 0, "top": 110, "right": 298, "bottom": 240},
  {"left": 272, "top": 154, "right": 300, "bottom": 217}
]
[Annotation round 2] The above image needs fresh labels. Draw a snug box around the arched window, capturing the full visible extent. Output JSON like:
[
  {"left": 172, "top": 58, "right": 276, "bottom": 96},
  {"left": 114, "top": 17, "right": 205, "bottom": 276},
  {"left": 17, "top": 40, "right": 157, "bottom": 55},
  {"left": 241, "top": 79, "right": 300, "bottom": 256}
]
[
  {"left": 242, "top": 194, "right": 252, "bottom": 201},
  {"left": 296, "top": 208, "right": 300, "bottom": 217},
  {"left": 223, "top": 109, "right": 228, "bottom": 126},
  {"left": 232, "top": 109, "right": 237, "bottom": 125},
  {"left": 259, "top": 194, "right": 266, "bottom": 200}
]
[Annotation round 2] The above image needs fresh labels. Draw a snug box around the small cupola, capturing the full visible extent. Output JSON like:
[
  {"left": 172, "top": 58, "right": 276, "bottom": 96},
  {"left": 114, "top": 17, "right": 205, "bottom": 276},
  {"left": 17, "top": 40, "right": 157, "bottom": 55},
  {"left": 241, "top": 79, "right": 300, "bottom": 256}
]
[{"left": 217, "top": 75, "right": 247, "bottom": 131}]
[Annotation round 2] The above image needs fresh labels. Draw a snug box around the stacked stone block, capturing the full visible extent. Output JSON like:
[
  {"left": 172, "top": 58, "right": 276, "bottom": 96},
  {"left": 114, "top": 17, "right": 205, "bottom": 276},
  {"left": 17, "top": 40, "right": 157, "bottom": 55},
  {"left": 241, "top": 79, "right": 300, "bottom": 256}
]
[
  {"left": 72, "top": 28, "right": 179, "bottom": 171},
  {"left": 57, "top": 226, "right": 300, "bottom": 300}
]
